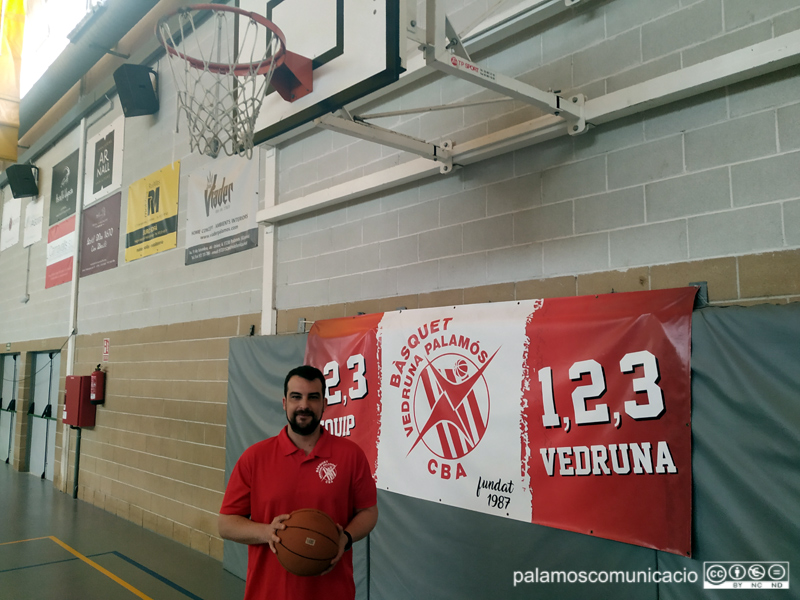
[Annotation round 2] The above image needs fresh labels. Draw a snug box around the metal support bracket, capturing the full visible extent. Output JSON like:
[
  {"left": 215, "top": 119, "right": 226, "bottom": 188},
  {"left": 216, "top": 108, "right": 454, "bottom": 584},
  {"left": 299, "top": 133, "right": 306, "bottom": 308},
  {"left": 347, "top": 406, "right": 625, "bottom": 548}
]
[
  {"left": 561, "top": 93, "right": 587, "bottom": 135},
  {"left": 445, "top": 15, "right": 471, "bottom": 61},
  {"left": 315, "top": 113, "right": 454, "bottom": 173},
  {"left": 425, "top": 0, "right": 585, "bottom": 130}
]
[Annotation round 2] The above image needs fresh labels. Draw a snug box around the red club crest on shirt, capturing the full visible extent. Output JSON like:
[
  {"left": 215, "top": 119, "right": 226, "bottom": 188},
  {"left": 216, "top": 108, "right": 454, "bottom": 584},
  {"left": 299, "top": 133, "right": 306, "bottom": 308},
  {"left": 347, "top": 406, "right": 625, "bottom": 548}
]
[{"left": 316, "top": 460, "right": 337, "bottom": 484}]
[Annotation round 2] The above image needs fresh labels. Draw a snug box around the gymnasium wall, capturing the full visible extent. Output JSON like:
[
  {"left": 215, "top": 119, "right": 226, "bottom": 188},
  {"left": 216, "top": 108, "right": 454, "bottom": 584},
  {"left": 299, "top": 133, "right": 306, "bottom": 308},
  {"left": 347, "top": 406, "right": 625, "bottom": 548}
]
[
  {"left": 273, "top": 0, "right": 800, "bottom": 312},
  {"left": 0, "top": 0, "right": 799, "bottom": 566},
  {"left": 0, "top": 7, "right": 264, "bottom": 560},
  {"left": 0, "top": 130, "right": 80, "bottom": 343},
  {"left": 69, "top": 314, "right": 260, "bottom": 561},
  {"left": 0, "top": 44, "right": 265, "bottom": 347}
]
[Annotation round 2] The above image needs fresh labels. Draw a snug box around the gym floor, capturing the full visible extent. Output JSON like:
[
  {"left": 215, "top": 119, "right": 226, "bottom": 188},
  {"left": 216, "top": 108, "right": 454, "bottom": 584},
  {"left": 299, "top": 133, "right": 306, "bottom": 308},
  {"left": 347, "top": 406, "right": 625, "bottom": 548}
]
[{"left": 0, "top": 465, "right": 245, "bottom": 600}]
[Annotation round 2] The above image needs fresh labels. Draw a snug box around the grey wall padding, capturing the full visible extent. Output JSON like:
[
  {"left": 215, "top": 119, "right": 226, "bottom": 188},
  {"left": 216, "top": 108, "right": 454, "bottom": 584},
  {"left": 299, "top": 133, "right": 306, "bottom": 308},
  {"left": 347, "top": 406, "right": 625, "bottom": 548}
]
[
  {"left": 224, "top": 304, "right": 800, "bottom": 599},
  {"left": 223, "top": 334, "right": 308, "bottom": 581},
  {"left": 658, "top": 303, "right": 800, "bottom": 600}
]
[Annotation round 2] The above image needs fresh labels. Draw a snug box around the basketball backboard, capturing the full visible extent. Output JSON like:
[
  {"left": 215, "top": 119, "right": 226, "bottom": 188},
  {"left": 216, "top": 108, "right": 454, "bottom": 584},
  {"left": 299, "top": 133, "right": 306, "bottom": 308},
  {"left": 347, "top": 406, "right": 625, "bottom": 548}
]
[{"left": 239, "top": 0, "right": 405, "bottom": 145}]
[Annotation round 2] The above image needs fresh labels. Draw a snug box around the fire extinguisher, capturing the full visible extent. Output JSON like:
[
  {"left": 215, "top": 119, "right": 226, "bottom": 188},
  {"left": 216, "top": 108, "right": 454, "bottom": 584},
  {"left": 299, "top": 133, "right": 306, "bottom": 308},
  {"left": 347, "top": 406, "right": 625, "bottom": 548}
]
[{"left": 90, "top": 364, "right": 105, "bottom": 405}]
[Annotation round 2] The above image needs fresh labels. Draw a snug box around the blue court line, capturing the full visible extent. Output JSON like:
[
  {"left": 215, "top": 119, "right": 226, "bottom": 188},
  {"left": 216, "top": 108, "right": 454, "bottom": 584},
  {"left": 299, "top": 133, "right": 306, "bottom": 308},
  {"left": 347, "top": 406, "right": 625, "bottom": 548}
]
[
  {"left": 101, "top": 552, "right": 205, "bottom": 600},
  {"left": 0, "top": 556, "right": 78, "bottom": 573},
  {"left": 0, "top": 547, "right": 204, "bottom": 600}
]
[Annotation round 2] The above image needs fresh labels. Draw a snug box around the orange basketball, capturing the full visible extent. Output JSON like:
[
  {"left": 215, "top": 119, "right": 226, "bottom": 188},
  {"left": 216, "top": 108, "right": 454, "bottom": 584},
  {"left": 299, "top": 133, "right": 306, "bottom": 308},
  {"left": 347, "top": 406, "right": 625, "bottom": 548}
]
[{"left": 275, "top": 508, "right": 340, "bottom": 576}]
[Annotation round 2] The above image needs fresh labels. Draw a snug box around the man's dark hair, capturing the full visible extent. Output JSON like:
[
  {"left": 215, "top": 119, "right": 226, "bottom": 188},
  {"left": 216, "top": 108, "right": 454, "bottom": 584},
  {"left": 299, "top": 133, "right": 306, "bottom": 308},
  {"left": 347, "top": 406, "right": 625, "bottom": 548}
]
[{"left": 284, "top": 365, "right": 326, "bottom": 397}]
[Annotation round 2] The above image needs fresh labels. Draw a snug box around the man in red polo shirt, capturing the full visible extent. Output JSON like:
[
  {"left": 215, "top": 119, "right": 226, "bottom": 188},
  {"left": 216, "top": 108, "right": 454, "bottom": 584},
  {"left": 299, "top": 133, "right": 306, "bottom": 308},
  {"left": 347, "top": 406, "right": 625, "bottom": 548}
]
[{"left": 219, "top": 365, "right": 378, "bottom": 600}]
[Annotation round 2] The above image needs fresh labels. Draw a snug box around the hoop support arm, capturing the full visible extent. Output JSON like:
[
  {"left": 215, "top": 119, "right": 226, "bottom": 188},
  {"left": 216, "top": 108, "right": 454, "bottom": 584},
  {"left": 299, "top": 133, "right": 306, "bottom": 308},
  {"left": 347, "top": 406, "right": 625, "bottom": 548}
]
[
  {"left": 316, "top": 113, "right": 454, "bottom": 173},
  {"left": 424, "top": 0, "right": 586, "bottom": 135}
]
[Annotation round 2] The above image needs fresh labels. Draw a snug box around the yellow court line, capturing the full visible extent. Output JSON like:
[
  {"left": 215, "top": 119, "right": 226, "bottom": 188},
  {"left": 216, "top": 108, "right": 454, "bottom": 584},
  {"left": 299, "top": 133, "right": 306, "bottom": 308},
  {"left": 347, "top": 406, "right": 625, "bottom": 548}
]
[
  {"left": 0, "top": 536, "right": 50, "bottom": 546},
  {"left": 47, "top": 536, "right": 155, "bottom": 600}
]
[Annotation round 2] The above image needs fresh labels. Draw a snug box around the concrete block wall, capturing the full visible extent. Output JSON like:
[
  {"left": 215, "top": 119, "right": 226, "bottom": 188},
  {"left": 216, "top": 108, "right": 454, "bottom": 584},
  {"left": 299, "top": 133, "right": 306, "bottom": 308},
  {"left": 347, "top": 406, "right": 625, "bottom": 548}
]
[
  {"left": 71, "top": 314, "right": 259, "bottom": 560},
  {"left": 73, "top": 94, "right": 265, "bottom": 337},
  {"left": 0, "top": 44, "right": 265, "bottom": 345},
  {"left": 0, "top": 130, "right": 80, "bottom": 344},
  {"left": 275, "top": 249, "right": 800, "bottom": 334},
  {"left": 274, "top": 0, "right": 800, "bottom": 311},
  {"left": 0, "top": 9, "right": 267, "bottom": 563}
]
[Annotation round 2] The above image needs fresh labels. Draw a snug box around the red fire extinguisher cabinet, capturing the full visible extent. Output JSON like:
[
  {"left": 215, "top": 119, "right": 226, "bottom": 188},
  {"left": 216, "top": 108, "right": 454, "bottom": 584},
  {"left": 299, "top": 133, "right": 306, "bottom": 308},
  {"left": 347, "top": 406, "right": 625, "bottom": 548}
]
[{"left": 64, "top": 376, "right": 96, "bottom": 427}]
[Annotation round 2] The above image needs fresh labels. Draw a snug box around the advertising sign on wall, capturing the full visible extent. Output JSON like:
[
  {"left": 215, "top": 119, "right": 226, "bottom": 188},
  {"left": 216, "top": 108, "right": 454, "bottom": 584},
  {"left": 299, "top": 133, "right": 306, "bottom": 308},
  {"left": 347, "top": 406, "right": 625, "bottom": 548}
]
[
  {"left": 23, "top": 197, "right": 43, "bottom": 247},
  {"left": 1, "top": 196, "right": 21, "bottom": 251},
  {"left": 304, "top": 288, "right": 696, "bottom": 555},
  {"left": 84, "top": 116, "right": 124, "bottom": 207},
  {"left": 45, "top": 214, "right": 75, "bottom": 288},
  {"left": 125, "top": 162, "right": 180, "bottom": 262},
  {"left": 185, "top": 156, "right": 259, "bottom": 265},
  {"left": 80, "top": 192, "right": 120, "bottom": 277},
  {"left": 49, "top": 150, "right": 79, "bottom": 225}
]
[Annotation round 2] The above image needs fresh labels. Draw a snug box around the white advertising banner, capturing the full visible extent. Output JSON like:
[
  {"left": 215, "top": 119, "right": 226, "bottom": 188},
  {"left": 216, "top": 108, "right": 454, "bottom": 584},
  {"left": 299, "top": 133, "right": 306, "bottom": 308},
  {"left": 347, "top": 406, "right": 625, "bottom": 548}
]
[
  {"left": 23, "top": 197, "right": 43, "bottom": 247},
  {"left": 185, "top": 155, "right": 258, "bottom": 265},
  {"left": 84, "top": 115, "right": 124, "bottom": 207},
  {"left": 45, "top": 215, "right": 76, "bottom": 288},
  {"left": 1, "top": 196, "right": 21, "bottom": 251}
]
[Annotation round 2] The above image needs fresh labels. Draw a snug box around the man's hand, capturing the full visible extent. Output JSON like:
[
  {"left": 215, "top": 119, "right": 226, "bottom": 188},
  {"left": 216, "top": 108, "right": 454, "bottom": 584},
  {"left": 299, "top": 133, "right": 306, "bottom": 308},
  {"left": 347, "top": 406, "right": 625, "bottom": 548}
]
[
  {"left": 320, "top": 524, "right": 347, "bottom": 575},
  {"left": 267, "top": 514, "right": 290, "bottom": 553},
  {"left": 218, "top": 513, "right": 289, "bottom": 549}
]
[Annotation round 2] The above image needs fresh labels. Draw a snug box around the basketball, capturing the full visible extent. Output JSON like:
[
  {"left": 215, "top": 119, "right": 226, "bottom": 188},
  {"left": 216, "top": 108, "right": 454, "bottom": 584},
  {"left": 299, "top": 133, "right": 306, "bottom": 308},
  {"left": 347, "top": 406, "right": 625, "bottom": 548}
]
[
  {"left": 275, "top": 508, "right": 340, "bottom": 576},
  {"left": 454, "top": 358, "right": 469, "bottom": 380}
]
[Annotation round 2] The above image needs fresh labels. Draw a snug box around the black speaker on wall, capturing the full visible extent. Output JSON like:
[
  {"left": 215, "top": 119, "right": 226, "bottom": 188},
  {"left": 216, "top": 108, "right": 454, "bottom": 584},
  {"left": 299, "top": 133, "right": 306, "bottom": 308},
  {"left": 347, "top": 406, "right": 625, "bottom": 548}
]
[
  {"left": 113, "top": 64, "right": 159, "bottom": 117},
  {"left": 6, "top": 164, "right": 40, "bottom": 198}
]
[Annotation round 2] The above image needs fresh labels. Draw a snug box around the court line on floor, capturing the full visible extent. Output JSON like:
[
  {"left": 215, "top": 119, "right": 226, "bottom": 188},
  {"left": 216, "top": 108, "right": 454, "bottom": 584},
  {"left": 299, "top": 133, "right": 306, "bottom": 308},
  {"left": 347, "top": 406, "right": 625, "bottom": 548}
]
[
  {"left": 104, "top": 552, "right": 205, "bottom": 600},
  {"left": 0, "top": 556, "right": 78, "bottom": 573},
  {"left": 0, "top": 537, "right": 205, "bottom": 600},
  {"left": 47, "top": 537, "right": 156, "bottom": 600},
  {"left": 0, "top": 536, "right": 50, "bottom": 546}
]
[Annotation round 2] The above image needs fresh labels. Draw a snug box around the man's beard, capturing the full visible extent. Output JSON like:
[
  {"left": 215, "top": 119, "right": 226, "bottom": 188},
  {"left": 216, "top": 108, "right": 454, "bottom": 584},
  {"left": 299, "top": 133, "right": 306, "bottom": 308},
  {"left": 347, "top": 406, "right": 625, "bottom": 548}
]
[{"left": 287, "top": 410, "right": 321, "bottom": 436}]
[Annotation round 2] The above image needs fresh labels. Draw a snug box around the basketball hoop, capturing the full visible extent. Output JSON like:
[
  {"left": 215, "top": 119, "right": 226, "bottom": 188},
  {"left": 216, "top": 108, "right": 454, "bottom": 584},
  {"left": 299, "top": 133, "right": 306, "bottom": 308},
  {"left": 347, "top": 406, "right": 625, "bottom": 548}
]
[{"left": 156, "top": 4, "right": 312, "bottom": 159}]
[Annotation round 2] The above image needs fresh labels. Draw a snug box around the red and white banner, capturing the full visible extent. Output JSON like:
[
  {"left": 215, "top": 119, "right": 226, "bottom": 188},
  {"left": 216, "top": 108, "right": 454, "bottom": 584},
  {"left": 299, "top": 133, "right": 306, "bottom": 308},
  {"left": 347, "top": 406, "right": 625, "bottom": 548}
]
[
  {"left": 306, "top": 288, "right": 696, "bottom": 555},
  {"left": 45, "top": 214, "right": 76, "bottom": 288}
]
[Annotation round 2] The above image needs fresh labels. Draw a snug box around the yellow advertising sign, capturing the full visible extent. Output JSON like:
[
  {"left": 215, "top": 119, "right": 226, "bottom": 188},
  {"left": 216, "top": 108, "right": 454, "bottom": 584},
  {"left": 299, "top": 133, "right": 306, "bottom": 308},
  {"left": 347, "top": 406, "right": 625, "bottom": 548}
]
[
  {"left": 125, "top": 161, "right": 180, "bottom": 262},
  {"left": 0, "top": 0, "right": 25, "bottom": 161}
]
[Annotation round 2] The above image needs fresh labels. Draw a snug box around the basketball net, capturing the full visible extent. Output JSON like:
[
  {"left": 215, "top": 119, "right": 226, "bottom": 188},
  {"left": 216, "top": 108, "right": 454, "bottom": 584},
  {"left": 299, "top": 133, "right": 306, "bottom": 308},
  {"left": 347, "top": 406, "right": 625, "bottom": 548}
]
[{"left": 157, "top": 6, "right": 284, "bottom": 159}]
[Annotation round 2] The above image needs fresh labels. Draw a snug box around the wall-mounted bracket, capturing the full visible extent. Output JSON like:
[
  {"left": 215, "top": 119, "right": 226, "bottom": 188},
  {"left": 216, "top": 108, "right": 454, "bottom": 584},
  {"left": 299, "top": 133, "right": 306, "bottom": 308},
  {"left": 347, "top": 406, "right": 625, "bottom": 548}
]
[
  {"left": 315, "top": 112, "right": 454, "bottom": 173},
  {"left": 444, "top": 15, "right": 471, "bottom": 61},
  {"left": 425, "top": 0, "right": 585, "bottom": 131},
  {"left": 562, "top": 93, "right": 587, "bottom": 135}
]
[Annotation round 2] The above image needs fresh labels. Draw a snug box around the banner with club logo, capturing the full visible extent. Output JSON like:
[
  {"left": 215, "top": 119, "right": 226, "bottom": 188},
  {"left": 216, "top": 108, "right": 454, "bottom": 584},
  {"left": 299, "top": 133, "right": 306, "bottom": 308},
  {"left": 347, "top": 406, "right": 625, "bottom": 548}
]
[
  {"left": 125, "top": 161, "right": 180, "bottom": 262},
  {"left": 185, "top": 156, "right": 259, "bottom": 265},
  {"left": 305, "top": 287, "right": 696, "bottom": 555}
]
